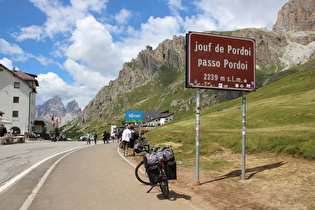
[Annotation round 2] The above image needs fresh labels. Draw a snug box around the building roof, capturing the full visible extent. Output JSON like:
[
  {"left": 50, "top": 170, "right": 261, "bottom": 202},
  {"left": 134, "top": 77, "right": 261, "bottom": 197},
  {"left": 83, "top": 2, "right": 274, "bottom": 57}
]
[
  {"left": 142, "top": 110, "right": 173, "bottom": 123},
  {"left": 0, "top": 64, "right": 39, "bottom": 87},
  {"left": 12, "top": 70, "right": 39, "bottom": 86}
]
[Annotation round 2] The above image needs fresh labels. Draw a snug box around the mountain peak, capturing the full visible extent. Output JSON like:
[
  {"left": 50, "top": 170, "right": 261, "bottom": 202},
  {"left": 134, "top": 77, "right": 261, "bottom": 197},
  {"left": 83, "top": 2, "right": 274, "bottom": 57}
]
[{"left": 36, "top": 96, "right": 82, "bottom": 126}]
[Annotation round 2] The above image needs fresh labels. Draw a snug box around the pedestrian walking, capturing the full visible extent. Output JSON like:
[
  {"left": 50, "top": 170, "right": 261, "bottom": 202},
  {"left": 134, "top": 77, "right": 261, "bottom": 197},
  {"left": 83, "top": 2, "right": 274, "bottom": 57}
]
[
  {"left": 102, "top": 131, "right": 110, "bottom": 144},
  {"left": 102, "top": 131, "right": 106, "bottom": 144},
  {"left": 129, "top": 129, "right": 139, "bottom": 156},
  {"left": 94, "top": 133, "right": 98, "bottom": 144}
]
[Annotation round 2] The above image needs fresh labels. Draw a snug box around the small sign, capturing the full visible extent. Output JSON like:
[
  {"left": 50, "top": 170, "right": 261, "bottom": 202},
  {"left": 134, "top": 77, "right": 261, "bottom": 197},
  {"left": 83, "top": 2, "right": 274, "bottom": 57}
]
[
  {"left": 186, "top": 31, "right": 255, "bottom": 91},
  {"left": 125, "top": 111, "right": 143, "bottom": 123}
]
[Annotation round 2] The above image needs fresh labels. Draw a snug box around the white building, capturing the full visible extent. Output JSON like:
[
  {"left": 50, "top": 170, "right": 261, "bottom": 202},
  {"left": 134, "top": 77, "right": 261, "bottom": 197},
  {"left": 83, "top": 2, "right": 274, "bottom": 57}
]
[
  {"left": 0, "top": 64, "right": 39, "bottom": 135},
  {"left": 143, "top": 110, "right": 174, "bottom": 127}
]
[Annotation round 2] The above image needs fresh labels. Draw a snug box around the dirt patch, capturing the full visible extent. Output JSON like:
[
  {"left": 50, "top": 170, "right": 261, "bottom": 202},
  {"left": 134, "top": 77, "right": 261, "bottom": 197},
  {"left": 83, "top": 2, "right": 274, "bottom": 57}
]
[{"left": 128, "top": 151, "right": 315, "bottom": 210}]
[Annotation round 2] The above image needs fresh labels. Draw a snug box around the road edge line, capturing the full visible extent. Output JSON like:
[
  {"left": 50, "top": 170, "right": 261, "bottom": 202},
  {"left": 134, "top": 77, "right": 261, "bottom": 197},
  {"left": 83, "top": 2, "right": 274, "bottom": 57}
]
[
  {"left": 0, "top": 146, "right": 85, "bottom": 194},
  {"left": 20, "top": 149, "right": 79, "bottom": 210}
]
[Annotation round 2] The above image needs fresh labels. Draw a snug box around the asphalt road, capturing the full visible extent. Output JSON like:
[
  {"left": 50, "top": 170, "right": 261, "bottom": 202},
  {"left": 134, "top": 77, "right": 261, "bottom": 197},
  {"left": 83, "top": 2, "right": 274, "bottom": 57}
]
[{"left": 0, "top": 142, "right": 198, "bottom": 210}]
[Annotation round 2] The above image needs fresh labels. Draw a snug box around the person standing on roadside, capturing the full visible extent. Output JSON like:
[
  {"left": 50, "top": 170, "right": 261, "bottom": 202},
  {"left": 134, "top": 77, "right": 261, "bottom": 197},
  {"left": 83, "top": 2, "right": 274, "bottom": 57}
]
[
  {"left": 51, "top": 132, "right": 57, "bottom": 142},
  {"left": 94, "top": 133, "right": 98, "bottom": 144},
  {"left": 87, "top": 131, "right": 91, "bottom": 145},
  {"left": 102, "top": 131, "right": 107, "bottom": 144},
  {"left": 106, "top": 131, "right": 111, "bottom": 144},
  {"left": 128, "top": 125, "right": 137, "bottom": 156},
  {"left": 121, "top": 125, "right": 132, "bottom": 156},
  {"left": 0, "top": 124, "right": 7, "bottom": 137}
]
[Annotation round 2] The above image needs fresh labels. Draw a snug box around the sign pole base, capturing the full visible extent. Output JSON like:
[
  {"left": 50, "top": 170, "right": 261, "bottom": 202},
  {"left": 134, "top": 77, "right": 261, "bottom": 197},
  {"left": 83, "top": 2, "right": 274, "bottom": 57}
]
[{"left": 194, "top": 182, "right": 201, "bottom": 186}]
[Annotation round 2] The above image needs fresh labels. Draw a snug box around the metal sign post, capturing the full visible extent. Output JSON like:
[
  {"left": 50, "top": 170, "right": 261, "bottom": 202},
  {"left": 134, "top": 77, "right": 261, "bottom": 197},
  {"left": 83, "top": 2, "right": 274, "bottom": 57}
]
[
  {"left": 241, "top": 91, "right": 247, "bottom": 180},
  {"left": 195, "top": 88, "right": 201, "bottom": 185}
]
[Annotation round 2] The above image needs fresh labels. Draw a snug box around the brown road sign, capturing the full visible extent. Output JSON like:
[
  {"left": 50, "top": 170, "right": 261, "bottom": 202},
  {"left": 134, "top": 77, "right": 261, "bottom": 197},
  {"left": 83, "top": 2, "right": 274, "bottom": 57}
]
[{"left": 186, "top": 31, "right": 256, "bottom": 91}]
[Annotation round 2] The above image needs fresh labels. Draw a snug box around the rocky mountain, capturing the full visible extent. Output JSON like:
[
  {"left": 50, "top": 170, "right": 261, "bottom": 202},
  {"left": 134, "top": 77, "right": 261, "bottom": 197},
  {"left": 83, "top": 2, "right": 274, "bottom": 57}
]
[
  {"left": 62, "top": 0, "right": 315, "bottom": 137},
  {"left": 273, "top": 0, "right": 315, "bottom": 31},
  {"left": 36, "top": 95, "right": 82, "bottom": 127}
]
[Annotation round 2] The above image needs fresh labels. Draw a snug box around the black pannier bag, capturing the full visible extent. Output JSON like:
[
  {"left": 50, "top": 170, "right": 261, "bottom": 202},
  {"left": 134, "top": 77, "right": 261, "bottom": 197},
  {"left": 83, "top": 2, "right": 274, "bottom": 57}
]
[
  {"left": 143, "top": 153, "right": 148, "bottom": 168},
  {"left": 147, "top": 164, "right": 160, "bottom": 184},
  {"left": 166, "top": 160, "right": 177, "bottom": 180},
  {"left": 143, "top": 154, "right": 160, "bottom": 184}
]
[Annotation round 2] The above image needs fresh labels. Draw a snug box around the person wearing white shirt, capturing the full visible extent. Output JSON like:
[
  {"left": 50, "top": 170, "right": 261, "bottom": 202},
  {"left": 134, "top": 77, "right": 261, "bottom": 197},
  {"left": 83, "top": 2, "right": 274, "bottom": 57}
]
[{"left": 121, "top": 125, "right": 134, "bottom": 156}]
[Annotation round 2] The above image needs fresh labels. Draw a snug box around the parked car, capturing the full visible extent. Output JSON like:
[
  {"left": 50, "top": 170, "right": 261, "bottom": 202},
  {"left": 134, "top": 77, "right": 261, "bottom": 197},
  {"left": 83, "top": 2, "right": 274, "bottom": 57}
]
[{"left": 78, "top": 136, "right": 87, "bottom": 141}]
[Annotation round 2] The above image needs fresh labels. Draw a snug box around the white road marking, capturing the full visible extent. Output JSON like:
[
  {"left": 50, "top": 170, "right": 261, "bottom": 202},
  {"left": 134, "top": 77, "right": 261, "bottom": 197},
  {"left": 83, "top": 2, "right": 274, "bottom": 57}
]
[
  {"left": 0, "top": 146, "right": 85, "bottom": 194},
  {"left": 20, "top": 149, "right": 79, "bottom": 210}
]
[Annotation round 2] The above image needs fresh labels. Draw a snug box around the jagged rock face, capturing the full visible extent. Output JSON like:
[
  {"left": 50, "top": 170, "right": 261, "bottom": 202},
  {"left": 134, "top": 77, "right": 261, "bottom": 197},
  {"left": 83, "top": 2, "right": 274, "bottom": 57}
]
[
  {"left": 233, "top": 29, "right": 315, "bottom": 69},
  {"left": 36, "top": 95, "right": 66, "bottom": 117},
  {"left": 36, "top": 95, "right": 82, "bottom": 126},
  {"left": 66, "top": 100, "right": 82, "bottom": 115},
  {"left": 273, "top": 0, "right": 315, "bottom": 31}
]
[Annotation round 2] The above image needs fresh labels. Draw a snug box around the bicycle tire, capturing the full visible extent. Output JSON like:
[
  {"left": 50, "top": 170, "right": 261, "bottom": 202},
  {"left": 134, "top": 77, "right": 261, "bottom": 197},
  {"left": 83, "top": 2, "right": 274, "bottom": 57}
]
[
  {"left": 135, "top": 161, "right": 151, "bottom": 185},
  {"left": 159, "top": 166, "right": 169, "bottom": 198}
]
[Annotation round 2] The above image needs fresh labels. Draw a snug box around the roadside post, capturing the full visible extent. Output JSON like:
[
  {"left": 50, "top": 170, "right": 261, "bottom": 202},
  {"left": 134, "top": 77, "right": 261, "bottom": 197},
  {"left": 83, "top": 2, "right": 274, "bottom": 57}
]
[
  {"left": 241, "top": 91, "right": 247, "bottom": 180},
  {"left": 186, "top": 31, "right": 255, "bottom": 182},
  {"left": 195, "top": 88, "right": 201, "bottom": 185}
]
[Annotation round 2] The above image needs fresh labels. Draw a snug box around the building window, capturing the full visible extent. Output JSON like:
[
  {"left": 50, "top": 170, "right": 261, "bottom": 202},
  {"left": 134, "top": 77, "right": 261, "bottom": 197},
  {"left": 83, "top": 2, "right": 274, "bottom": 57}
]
[
  {"left": 12, "top": 111, "right": 19, "bottom": 117},
  {"left": 13, "top": 96, "right": 19, "bottom": 103},
  {"left": 14, "top": 82, "right": 20, "bottom": 88}
]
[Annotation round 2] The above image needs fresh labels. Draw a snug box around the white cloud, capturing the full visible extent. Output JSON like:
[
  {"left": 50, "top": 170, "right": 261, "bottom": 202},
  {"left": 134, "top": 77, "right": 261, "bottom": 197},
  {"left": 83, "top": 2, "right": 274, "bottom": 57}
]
[
  {"left": 0, "top": 58, "right": 14, "bottom": 69},
  {"left": 65, "top": 16, "right": 122, "bottom": 75},
  {"left": 115, "top": 9, "right": 132, "bottom": 24},
  {"left": 16, "top": 0, "right": 108, "bottom": 40},
  {"left": 194, "top": 0, "right": 287, "bottom": 31},
  {"left": 35, "top": 55, "right": 55, "bottom": 66},
  {"left": 167, "top": 0, "right": 186, "bottom": 15},
  {"left": 70, "top": 0, "right": 108, "bottom": 12},
  {"left": 117, "top": 16, "right": 181, "bottom": 62},
  {"left": 37, "top": 72, "right": 92, "bottom": 108},
  {"left": 0, "top": 39, "right": 23, "bottom": 55},
  {"left": 183, "top": 14, "right": 217, "bottom": 32},
  {"left": 14, "top": 25, "right": 44, "bottom": 41},
  {"left": 64, "top": 59, "right": 114, "bottom": 91}
]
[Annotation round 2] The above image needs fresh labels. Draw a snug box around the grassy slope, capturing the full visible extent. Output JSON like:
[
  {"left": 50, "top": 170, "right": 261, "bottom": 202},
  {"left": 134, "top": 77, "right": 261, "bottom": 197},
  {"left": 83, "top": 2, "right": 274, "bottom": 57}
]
[{"left": 145, "top": 59, "right": 315, "bottom": 167}]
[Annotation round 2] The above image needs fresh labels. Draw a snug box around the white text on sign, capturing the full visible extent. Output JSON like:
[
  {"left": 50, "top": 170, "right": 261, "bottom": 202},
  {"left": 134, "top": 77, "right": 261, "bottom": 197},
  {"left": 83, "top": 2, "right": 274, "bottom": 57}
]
[{"left": 194, "top": 42, "right": 252, "bottom": 56}]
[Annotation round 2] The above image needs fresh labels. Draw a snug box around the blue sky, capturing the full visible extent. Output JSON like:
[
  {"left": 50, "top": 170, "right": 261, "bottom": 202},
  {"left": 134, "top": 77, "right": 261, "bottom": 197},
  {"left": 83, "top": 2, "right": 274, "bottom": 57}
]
[{"left": 0, "top": 0, "right": 287, "bottom": 108}]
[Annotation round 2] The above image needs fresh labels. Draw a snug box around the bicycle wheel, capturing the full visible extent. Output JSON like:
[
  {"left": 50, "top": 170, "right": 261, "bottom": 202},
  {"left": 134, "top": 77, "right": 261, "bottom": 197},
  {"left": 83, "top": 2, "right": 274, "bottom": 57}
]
[
  {"left": 159, "top": 165, "right": 169, "bottom": 198},
  {"left": 135, "top": 161, "right": 151, "bottom": 185}
]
